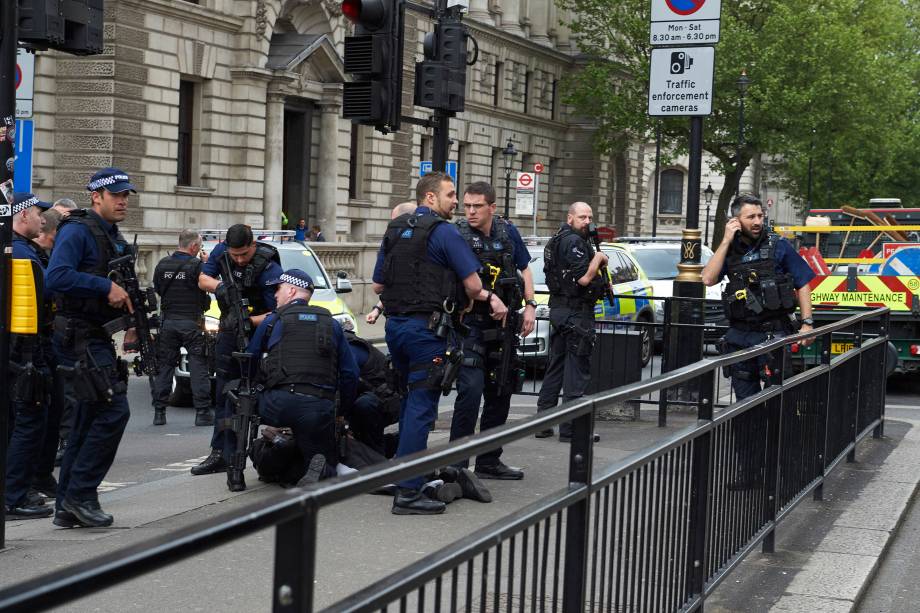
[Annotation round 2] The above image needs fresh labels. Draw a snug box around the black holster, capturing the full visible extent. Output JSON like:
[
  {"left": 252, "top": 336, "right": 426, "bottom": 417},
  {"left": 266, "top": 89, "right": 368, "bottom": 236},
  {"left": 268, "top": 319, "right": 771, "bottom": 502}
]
[{"left": 11, "top": 361, "right": 48, "bottom": 407}]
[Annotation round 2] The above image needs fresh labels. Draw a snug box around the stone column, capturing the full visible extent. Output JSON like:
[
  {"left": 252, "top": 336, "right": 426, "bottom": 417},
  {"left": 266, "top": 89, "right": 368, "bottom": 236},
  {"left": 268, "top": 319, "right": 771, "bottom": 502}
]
[
  {"left": 468, "top": 0, "right": 493, "bottom": 25},
  {"left": 498, "top": 0, "right": 525, "bottom": 36},
  {"left": 555, "top": 8, "right": 572, "bottom": 52},
  {"left": 529, "top": 0, "right": 551, "bottom": 46},
  {"left": 316, "top": 104, "right": 340, "bottom": 241},
  {"left": 263, "top": 93, "right": 285, "bottom": 230}
]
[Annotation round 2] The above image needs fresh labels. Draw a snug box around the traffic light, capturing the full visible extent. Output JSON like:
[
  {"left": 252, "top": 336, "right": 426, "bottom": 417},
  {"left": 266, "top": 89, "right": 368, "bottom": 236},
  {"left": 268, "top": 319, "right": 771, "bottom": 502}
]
[
  {"left": 341, "top": 0, "right": 404, "bottom": 133},
  {"left": 17, "top": 0, "right": 103, "bottom": 55},
  {"left": 414, "top": 16, "right": 468, "bottom": 113}
]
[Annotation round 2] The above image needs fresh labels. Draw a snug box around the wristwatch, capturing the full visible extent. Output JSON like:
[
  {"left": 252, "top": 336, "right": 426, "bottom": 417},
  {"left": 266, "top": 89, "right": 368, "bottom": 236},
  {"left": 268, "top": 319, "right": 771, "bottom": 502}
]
[
  {"left": 800, "top": 317, "right": 814, "bottom": 326},
  {"left": 525, "top": 299, "right": 538, "bottom": 308}
]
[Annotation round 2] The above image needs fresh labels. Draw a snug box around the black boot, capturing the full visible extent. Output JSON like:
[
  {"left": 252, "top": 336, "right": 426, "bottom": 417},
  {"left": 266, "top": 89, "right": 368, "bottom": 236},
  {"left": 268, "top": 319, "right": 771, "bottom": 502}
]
[
  {"left": 61, "top": 499, "right": 113, "bottom": 528},
  {"left": 5, "top": 502, "right": 53, "bottom": 520},
  {"left": 194, "top": 408, "right": 215, "bottom": 427},
  {"left": 392, "top": 488, "right": 446, "bottom": 515},
  {"left": 191, "top": 449, "right": 227, "bottom": 475},
  {"left": 456, "top": 468, "right": 492, "bottom": 503},
  {"left": 153, "top": 407, "right": 166, "bottom": 426},
  {"left": 295, "top": 454, "right": 327, "bottom": 487},
  {"left": 227, "top": 469, "right": 246, "bottom": 492},
  {"left": 475, "top": 461, "right": 524, "bottom": 480}
]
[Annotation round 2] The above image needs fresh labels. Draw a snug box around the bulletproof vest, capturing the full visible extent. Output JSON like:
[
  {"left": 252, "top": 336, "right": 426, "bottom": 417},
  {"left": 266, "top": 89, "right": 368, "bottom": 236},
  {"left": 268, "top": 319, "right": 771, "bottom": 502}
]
[
  {"left": 260, "top": 303, "right": 338, "bottom": 395},
  {"left": 544, "top": 225, "right": 597, "bottom": 308},
  {"left": 218, "top": 241, "right": 280, "bottom": 317},
  {"left": 722, "top": 232, "right": 797, "bottom": 325},
  {"left": 155, "top": 253, "right": 209, "bottom": 319},
  {"left": 380, "top": 212, "right": 462, "bottom": 315},
  {"left": 456, "top": 217, "right": 523, "bottom": 316},
  {"left": 346, "top": 332, "right": 397, "bottom": 398},
  {"left": 54, "top": 208, "right": 129, "bottom": 324}
]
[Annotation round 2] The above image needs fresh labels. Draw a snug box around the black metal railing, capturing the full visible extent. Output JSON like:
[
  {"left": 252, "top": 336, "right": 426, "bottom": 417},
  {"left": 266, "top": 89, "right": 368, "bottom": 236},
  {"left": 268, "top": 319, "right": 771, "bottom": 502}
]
[{"left": 0, "top": 308, "right": 890, "bottom": 613}]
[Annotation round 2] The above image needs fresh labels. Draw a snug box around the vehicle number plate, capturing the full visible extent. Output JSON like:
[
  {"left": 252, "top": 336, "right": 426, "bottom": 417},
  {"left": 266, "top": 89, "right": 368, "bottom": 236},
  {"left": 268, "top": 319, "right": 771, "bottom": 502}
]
[{"left": 831, "top": 342, "right": 854, "bottom": 354}]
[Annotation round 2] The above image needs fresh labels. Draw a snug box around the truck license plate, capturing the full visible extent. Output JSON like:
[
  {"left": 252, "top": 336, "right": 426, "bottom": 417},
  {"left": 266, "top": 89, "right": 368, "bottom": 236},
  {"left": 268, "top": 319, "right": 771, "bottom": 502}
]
[{"left": 831, "top": 342, "right": 854, "bottom": 354}]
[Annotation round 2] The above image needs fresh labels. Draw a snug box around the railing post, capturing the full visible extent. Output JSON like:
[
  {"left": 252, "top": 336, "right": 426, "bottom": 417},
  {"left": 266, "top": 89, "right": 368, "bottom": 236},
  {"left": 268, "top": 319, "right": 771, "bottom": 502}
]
[
  {"left": 562, "top": 405, "right": 595, "bottom": 613},
  {"left": 874, "top": 310, "right": 890, "bottom": 439},
  {"left": 761, "top": 390, "right": 782, "bottom": 553},
  {"left": 273, "top": 500, "right": 319, "bottom": 613},
  {"left": 814, "top": 331, "right": 833, "bottom": 501},
  {"left": 658, "top": 298, "right": 673, "bottom": 427},
  {"left": 847, "top": 321, "right": 864, "bottom": 464},
  {"left": 686, "top": 369, "right": 714, "bottom": 606}
]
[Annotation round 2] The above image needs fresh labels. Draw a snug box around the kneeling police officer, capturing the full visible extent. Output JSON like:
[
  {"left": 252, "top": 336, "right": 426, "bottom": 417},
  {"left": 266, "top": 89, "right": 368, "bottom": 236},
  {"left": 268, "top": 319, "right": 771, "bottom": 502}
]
[
  {"left": 246, "top": 269, "right": 359, "bottom": 485},
  {"left": 702, "top": 194, "right": 816, "bottom": 400}
]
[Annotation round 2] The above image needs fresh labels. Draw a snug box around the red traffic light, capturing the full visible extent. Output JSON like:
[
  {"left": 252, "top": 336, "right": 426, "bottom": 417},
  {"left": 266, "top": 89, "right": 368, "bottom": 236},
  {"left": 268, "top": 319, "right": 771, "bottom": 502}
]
[{"left": 341, "top": 0, "right": 387, "bottom": 30}]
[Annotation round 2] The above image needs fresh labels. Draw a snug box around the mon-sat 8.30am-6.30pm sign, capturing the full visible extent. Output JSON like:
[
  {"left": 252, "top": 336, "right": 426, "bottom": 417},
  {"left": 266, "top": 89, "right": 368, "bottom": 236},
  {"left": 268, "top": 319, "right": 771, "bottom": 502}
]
[{"left": 650, "top": 0, "right": 721, "bottom": 46}]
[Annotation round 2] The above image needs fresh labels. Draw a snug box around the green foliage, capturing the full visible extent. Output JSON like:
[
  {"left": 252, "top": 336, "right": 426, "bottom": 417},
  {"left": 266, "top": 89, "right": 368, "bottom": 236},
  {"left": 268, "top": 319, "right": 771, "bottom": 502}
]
[{"left": 560, "top": 0, "right": 919, "bottom": 241}]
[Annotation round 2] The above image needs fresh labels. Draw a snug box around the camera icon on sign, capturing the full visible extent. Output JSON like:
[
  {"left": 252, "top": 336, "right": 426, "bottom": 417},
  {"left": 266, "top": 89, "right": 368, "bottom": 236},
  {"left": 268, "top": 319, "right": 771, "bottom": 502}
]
[{"left": 670, "top": 52, "right": 693, "bottom": 74}]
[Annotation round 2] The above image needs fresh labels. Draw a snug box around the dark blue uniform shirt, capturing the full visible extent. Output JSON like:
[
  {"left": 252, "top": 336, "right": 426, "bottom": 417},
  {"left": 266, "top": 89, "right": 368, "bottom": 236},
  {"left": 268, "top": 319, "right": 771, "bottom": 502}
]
[
  {"left": 246, "top": 299, "right": 360, "bottom": 409},
  {"left": 719, "top": 235, "right": 816, "bottom": 289},
  {"left": 201, "top": 241, "right": 282, "bottom": 312},
  {"left": 46, "top": 213, "right": 123, "bottom": 298},
  {"left": 349, "top": 341, "right": 370, "bottom": 370},
  {"left": 372, "top": 206, "right": 482, "bottom": 284}
]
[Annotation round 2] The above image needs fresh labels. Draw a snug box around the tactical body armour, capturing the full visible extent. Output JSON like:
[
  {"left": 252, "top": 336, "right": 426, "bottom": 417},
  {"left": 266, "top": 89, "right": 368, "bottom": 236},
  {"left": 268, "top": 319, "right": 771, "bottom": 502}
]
[
  {"left": 217, "top": 241, "right": 280, "bottom": 321},
  {"left": 346, "top": 332, "right": 398, "bottom": 398},
  {"left": 380, "top": 212, "right": 462, "bottom": 315},
  {"left": 155, "top": 254, "right": 209, "bottom": 320},
  {"left": 722, "top": 232, "right": 797, "bottom": 326},
  {"left": 456, "top": 217, "right": 522, "bottom": 316},
  {"left": 543, "top": 225, "right": 603, "bottom": 308},
  {"left": 54, "top": 208, "right": 129, "bottom": 325},
  {"left": 260, "top": 302, "right": 338, "bottom": 399}
]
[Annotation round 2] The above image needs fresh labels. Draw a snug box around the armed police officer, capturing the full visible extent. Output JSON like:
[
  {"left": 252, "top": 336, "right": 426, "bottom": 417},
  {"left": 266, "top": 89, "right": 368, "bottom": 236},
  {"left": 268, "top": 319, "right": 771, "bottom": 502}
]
[
  {"left": 702, "top": 194, "right": 815, "bottom": 399},
  {"left": 45, "top": 168, "right": 138, "bottom": 528},
  {"left": 449, "top": 182, "right": 535, "bottom": 486},
  {"left": 5, "top": 193, "right": 54, "bottom": 519},
  {"left": 191, "top": 224, "right": 282, "bottom": 491},
  {"left": 150, "top": 229, "right": 213, "bottom": 427},
  {"left": 344, "top": 331, "right": 401, "bottom": 457},
  {"left": 373, "top": 171, "right": 507, "bottom": 515},
  {"left": 536, "top": 202, "right": 611, "bottom": 441},
  {"left": 247, "top": 269, "right": 359, "bottom": 485}
]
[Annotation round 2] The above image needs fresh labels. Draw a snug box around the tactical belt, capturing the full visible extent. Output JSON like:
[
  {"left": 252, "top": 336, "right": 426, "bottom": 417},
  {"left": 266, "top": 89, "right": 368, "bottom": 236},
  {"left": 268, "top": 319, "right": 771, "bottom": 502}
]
[
  {"left": 276, "top": 382, "right": 336, "bottom": 401},
  {"left": 730, "top": 318, "right": 792, "bottom": 334}
]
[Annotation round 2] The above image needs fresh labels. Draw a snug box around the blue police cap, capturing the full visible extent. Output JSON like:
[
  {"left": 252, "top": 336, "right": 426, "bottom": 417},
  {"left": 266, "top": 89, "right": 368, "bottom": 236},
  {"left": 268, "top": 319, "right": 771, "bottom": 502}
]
[
  {"left": 12, "top": 192, "right": 52, "bottom": 215},
  {"left": 265, "top": 269, "right": 315, "bottom": 292},
  {"left": 86, "top": 167, "right": 137, "bottom": 193}
]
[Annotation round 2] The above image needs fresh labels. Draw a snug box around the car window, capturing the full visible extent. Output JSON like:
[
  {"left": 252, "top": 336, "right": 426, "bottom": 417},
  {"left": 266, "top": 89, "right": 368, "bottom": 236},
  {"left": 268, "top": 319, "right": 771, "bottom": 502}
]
[
  {"left": 629, "top": 247, "right": 713, "bottom": 280},
  {"left": 277, "top": 249, "right": 331, "bottom": 289},
  {"left": 530, "top": 255, "right": 546, "bottom": 286},
  {"left": 619, "top": 252, "right": 639, "bottom": 282}
]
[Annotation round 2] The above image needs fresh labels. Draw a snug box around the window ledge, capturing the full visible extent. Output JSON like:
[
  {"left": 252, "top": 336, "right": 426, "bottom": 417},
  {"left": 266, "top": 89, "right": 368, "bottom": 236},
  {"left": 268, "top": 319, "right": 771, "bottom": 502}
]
[
  {"left": 174, "top": 185, "right": 216, "bottom": 196},
  {"left": 658, "top": 213, "right": 684, "bottom": 218},
  {"left": 347, "top": 198, "right": 374, "bottom": 208}
]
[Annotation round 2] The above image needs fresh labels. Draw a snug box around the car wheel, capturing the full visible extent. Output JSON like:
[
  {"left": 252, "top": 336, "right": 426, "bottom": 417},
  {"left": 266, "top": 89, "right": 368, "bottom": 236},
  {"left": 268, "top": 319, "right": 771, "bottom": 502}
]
[{"left": 169, "top": 376, "right": 194, "bottom": 408}]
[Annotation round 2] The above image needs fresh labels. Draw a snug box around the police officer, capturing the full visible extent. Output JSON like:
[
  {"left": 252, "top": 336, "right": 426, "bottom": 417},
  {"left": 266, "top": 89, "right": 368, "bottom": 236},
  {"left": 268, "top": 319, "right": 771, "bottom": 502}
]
[
  {"left": 373, "top": 171, "right": 505, "bottom": 515},
  {"left": 344, "top": 330, "right": 401, "bottom": 456},
  {"left": 702, "top": 194, "right": 816, "bottom": 400},
  {"left": 536, "top": 202, "right": 611, "bottom": 441},
  {"left": 247, "top": 269, "right": 359, "bottom": 485},
  {"left": 150, "top": 229, "right": 213, "bottom": 426},
  {"left": 45, "top": 168, "right": 138, "bottom": 528},
  {"left": 191, "top": 223, "right": 282, "bottom": 491},
  {"left": 449, "top": 182, "right": 536, "bottom": 484},
  {"left": 5, "top": 193, "right": 54, "bottom": 519}
]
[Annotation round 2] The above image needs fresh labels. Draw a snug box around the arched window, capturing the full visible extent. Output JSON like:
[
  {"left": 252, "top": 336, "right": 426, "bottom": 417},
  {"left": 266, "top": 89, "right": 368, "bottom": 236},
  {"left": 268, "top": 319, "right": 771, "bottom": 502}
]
[{"left": 659, "top": 169, "right": 684, "bottom": 214}]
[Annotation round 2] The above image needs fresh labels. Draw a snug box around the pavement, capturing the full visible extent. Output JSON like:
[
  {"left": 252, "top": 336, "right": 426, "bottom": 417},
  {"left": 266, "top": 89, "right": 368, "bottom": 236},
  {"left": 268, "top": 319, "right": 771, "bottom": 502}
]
[{"left": 0, "top": 374, "right": 917, "bottom": 612}]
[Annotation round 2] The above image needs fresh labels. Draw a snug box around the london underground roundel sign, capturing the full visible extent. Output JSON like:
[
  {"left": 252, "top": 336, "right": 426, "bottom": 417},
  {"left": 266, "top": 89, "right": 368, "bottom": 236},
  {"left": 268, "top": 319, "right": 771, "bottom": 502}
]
[{"left": 666, "top": 0, "right": 706, "bottom": 15}]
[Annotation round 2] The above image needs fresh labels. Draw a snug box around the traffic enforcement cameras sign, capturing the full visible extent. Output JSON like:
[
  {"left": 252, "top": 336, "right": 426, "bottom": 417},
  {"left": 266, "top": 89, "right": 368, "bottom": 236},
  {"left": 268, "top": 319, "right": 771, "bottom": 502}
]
[{"left": 648, "top": 46, "right": 714, "bottom": 116}]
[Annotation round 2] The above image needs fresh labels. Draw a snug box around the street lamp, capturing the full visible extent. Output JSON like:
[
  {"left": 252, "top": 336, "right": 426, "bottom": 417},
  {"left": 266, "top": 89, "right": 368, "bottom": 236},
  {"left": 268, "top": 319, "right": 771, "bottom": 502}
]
[
  {"left": 703, "top": 183, "right": 715, "bottom": 246},
  {"left": 502, "top": 138, "right": 517, "bottom": 218},
  {"left": 735, "top": 70, "right": 751, "bottom": 196}
]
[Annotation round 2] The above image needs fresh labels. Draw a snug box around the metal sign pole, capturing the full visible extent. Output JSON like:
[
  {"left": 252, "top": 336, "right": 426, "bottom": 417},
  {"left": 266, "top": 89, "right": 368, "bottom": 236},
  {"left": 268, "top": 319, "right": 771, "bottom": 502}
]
[{"left": 0, "top": 0, "right": 19, "bottom": 546}]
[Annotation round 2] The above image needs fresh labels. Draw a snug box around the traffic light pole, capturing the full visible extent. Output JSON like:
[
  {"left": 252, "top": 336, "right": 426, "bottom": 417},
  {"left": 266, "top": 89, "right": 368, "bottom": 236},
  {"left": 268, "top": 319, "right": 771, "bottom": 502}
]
[
  {"left": 431, "top": 109, "right": 449, "bottom": 172},
  {"left": 0, "top": 0, "right": 18, "bottom": 545}
]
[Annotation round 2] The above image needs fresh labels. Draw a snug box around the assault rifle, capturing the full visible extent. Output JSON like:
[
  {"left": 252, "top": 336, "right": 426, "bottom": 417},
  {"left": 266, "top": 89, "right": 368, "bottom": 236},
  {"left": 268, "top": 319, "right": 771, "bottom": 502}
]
[
  {"left": 485, "top": 264, "right": 526, "bottom": 398},
  {"left": 587, "top": 223, "right": 616, "bottom": 308},
  {"left": 225, "top": 351, "right": 259, "bottom": 486},
  {"left": 103, "top": 235, "right": 160, "bottom": 378},
  {"left": 220, "top": 251, "right": 252, "bottom": 352}
]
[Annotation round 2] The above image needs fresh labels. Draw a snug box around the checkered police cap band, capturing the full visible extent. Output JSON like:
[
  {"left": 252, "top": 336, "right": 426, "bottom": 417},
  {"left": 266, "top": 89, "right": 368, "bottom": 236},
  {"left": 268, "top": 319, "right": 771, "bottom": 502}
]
[
  {"left": 12, "top": 196, "right": 40, "bottom": 215},
  {"left": 280, "top": 273, "right": 314, "bottom": 290},
  {"left": 87, "top": 174, "right": 131, "bottom": 191}
]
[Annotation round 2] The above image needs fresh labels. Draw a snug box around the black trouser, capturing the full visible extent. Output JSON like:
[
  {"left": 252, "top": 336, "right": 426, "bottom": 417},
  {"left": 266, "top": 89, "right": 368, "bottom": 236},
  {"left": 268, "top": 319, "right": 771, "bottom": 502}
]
[
  {"left": 152, "top": 317, "right": 211, "bottom": 411},
  {"left": 536, "top": 305, "right": 595, "bottom": 437},
  {"left": 34, "top": 339, "right": 72, "bottom": 481}
]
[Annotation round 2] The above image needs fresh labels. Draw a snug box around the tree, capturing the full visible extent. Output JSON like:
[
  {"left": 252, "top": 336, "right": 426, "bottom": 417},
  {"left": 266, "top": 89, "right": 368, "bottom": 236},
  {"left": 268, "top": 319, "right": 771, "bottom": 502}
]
[{"left": 560, "top": 0, "right": 919, "bottom": 245}]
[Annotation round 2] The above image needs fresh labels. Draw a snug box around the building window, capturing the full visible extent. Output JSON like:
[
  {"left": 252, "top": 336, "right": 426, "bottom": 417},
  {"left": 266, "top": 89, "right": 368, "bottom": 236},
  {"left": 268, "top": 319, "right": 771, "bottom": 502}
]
[
  {"left": 523, "top": 71, "right": 531, "bottom": 113},
  {"left": 420, "top": 135, "right": 430, "bottom": 166},
  {"left": 493, "top": 61, "right": 503, "bottom": 107},
  {"left": 177, "top": 80, "right": 197, "bottom": 186},
  {"left": 660, "top": 169, "right": 684, "bottom": 214},
  {"left": 348, "top": 124, "right": 367, "bottom": 200},
  {"left": 551, "top": 79, "right": 558, "bottom": 120}
]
